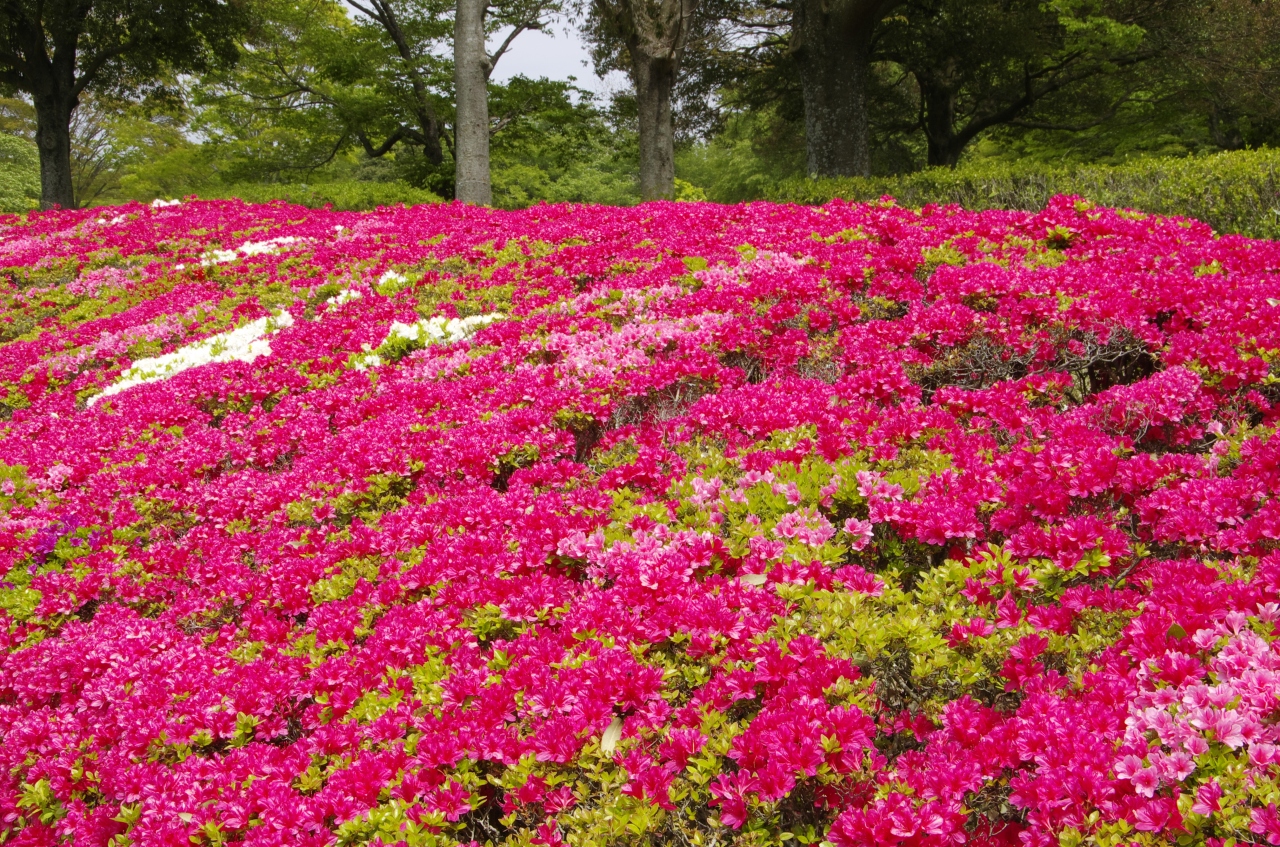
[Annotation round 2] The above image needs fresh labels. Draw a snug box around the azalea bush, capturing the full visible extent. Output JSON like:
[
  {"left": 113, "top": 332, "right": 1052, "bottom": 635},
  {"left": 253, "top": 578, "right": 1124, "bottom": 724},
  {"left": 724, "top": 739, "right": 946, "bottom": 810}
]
[
  {"left": 1, "top": 194, "right": 1280, "bottom": 847},
  {"left": 189, "top": 182, "right": 443, "bottom": 212}
]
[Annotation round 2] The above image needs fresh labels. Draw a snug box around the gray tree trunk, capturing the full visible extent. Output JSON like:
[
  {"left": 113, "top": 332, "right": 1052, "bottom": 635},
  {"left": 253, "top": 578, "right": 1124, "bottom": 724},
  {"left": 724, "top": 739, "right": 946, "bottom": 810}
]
[
  {"left": 593, "top": 0, "right": 696, "bottom": 201},
  {"left": 793, "top": 0, "right": 895, "bottom": 178},
  {"left": 632, "top": 52, "right": 677, "bottom": 201},
  {"left": 454, "top": 0, "right": 492, "bottom": 204},
  {"left": 33, "top": 91, "right": 77, "bottom": 210}
]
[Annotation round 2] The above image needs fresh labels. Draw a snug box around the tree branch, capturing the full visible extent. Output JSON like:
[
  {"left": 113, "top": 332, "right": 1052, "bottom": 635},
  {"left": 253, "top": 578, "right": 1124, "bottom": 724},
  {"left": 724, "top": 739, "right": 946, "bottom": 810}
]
[
  {"left": 489, "top": 22, "right": 543, "bottom": 76},
  {"left": 349, "top": 0, "right": 444, "bottom": 163},
  {"left": 356, "top": 126, "right": 408, "bottom": 157},
  {"left": 304, "top": 131, "right": 349, "bottom": 171},
  {"left": 72, "top": 38, "right": 144, "bottom": 96},
  {"left": 947, "top": 50, "right": 1155, "bottom": 152}
]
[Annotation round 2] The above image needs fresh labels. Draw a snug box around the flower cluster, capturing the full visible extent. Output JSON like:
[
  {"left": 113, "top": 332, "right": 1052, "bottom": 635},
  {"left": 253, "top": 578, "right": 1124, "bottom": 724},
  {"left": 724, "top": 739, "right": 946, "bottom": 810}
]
[
  {"left": 1, "top": 195, "right": 1279, "bottom": 847},
  {"left": 89, "top": 311, "right": 295, "bottom": 405},
  {"left": 352, "top": 313, "right": 504, "bottom": 371}
]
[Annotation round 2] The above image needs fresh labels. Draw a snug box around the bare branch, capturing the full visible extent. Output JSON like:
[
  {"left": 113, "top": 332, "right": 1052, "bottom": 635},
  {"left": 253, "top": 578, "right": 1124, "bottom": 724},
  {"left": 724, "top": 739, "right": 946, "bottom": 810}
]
[{"left": 488, "top": 22, "right": 542, "bottom": 76}]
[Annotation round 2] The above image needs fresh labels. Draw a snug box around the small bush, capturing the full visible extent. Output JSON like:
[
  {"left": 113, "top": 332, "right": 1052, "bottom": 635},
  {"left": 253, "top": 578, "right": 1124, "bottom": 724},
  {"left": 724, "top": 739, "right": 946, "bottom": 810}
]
[
  {"left": 0, "top": 134, "right": 40, "bottom": 213},
  {"left": 194, "top": 180, "right": 441, "bottom": 210},
  {"left": 770, "top": 148, "right": 1280, "bottom": 238}
]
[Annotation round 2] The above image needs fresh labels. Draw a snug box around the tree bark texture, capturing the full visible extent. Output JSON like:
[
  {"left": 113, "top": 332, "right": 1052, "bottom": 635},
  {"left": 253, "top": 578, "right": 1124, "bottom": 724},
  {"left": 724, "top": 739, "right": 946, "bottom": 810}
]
[
  {"left": 919, "top": 72, "right": 963, "bottom": 167},
  {"left": 793, "top": 0, "right": 896, "bottom": 178},
  {"left": 454, "top": 0, "right": 492, "bottom": 204},
  {"left": 594, "top": 0, "right": 696, "bottom": 200},
  {"left": 34, "top": 92, "right": 78, "bottom": 210},
  {"left": 632, "top": 51, "right": 677, "bottom": 201}
]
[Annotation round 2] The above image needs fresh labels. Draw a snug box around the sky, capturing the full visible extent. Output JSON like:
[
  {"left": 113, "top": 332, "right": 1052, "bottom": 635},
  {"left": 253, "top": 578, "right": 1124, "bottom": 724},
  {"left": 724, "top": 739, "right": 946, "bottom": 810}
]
[
  {"left": 486, "top": 19, "right": 629, "bottom": 100},
  {"left": 338, "top": 3, "right": 630, "bottom": 101}
]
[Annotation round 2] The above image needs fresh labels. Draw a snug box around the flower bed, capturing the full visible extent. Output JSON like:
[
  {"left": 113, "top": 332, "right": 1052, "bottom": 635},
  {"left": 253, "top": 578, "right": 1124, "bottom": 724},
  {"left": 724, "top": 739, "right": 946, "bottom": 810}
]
[{"left": 1, "top": 196, "right": 1279, "bottom": 847}]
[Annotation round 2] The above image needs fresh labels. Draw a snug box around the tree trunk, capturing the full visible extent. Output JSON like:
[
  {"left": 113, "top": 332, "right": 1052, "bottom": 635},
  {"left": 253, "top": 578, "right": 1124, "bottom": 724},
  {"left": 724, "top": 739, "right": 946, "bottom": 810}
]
[
  {"left": 925, "top": 140, "right": 964, "bottom": 168},
  {"left": 633, "top": 51, "right": 677, "bottom": 201},
  {"left": 454, "top": 0, "right": 492, "bottom": 204},
  {"left": 593, "top": 0, "right": 693, "bottom": 201},
  {"left": 921, "top": 78, "right": 963, "bottom": 167},
  {"left": 33, "top": 92, "right": 77, "bottom": 210},
  {"left": 793, "top": 0, "right": 894, "bottom": 178}
]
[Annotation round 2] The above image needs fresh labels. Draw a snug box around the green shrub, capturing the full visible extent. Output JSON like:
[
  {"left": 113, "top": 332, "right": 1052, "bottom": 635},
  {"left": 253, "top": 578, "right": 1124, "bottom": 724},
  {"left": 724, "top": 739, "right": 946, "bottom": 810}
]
[
  {"left": 0, "top": 134, "right": 40, "bottom": 213},
  {"left": 770, "top": 148, "right": 1280, "bottom": 238},
  {"left": 193, "top": 180, "right": 441, "bottom": 211}
]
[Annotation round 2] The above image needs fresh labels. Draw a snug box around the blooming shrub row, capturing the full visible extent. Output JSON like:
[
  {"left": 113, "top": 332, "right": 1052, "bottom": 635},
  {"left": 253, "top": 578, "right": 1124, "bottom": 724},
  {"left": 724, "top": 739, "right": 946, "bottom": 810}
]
[{"left": 0, "top": 195, "right": 1279, "bottom": 847}]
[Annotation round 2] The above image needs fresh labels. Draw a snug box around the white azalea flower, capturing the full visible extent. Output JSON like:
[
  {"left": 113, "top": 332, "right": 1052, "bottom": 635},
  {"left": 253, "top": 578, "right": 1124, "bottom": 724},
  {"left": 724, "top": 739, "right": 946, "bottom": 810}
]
[
  {"left": 351, "top": 313, "right": 503, "bottom": 370},
  {"left": 327, "top": 288, "right": 363, "bottom": 306},
  {"left": 90, "top": 313, "right": 295, "bottom": 406}
]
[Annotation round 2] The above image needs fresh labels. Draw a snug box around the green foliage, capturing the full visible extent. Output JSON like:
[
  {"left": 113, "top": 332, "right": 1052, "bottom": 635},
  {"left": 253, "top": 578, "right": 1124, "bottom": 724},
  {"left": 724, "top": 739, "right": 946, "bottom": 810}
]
[
  {"left": 84, "top": 0, "right": 638, "bottom": 209},
  {"left": 429, "top": 76, "right": 641, "bottom": 207},
  {"left": 111, "top": 142, "right": 217, "bottom": 203},
  {"left": 70, "top": 95, "right": 198, "bottom": 206},
  {"left": 0, "top": 134, "right": 40, "bottom": 213},
  {"left": 768, "top": 148, "right": 1280, "bottom": 239},
  {"left": 1, "top": 93, "right": 203, "bottom": 208},
  {"left": 490, "top": 97, "right": 640, "bottom": 208},
  {"left": 187, "top": 0, "right": 439, "bottom": 185},
  {"left": 170, "top": 0, "right": 611, "bottom": 204},
  {"left": 0, "top": 0, "right": 249, "bottom": 208},
  {"left": 676, "top": 108, "right": 806, "bottom": 204}
]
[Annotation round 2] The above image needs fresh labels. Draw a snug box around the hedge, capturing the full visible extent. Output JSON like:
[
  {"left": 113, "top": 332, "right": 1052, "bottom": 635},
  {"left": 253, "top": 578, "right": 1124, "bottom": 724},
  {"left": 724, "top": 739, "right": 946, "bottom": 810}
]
[
  {"left": 769, "top": 148, "right": 1280, "bottom": 239},
  {"left": 192, "top": 180, "right": 442, "bottom": 211},
  {"left": 0, "top": 134, "right": 40, "bottom": 214}
]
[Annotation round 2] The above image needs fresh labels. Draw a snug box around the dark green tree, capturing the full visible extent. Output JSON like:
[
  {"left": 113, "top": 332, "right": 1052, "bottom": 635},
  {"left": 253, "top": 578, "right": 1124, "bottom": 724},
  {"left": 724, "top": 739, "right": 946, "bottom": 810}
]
[
  {"left": 0, "top": 0, "right": 246, "bottom": 208},
  {"left": 1175, "top": 0, "right": 1280, "bottom": 150},
  {"left": 880, "top": 0, "right": 1199, "bottom": 167},
  {"left": 686, "top": 0, "right": 1211, "bottom": 177}
]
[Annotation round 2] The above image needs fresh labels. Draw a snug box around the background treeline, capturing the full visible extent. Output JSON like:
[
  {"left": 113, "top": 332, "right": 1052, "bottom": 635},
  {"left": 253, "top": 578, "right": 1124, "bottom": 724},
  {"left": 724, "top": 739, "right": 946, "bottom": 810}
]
[{"left": 3, "top": 0, "right": 1280, "bottom": 222}]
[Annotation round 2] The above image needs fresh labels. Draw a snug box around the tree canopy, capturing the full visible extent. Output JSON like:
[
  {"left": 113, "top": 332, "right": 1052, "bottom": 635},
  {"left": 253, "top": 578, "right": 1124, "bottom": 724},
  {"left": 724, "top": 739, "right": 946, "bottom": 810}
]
[{"left": 0, "top": 0, "right": 247, "bottom": 207}]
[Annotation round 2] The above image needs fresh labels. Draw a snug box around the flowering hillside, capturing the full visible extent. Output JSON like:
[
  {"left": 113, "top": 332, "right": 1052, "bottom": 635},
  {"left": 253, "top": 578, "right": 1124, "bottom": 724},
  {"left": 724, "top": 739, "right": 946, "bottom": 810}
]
[{"left": 1, "top": 197, "right": 1279, "bottom": 847}]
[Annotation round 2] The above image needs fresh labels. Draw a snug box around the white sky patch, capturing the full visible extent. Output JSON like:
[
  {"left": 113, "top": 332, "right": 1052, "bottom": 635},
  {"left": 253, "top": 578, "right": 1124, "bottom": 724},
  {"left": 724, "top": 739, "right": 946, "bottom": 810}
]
[{"left": 89, "top": 312, "right": 295, "bottom": 406}]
